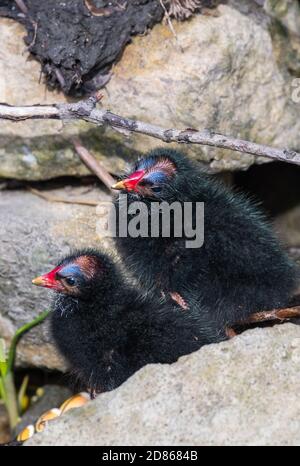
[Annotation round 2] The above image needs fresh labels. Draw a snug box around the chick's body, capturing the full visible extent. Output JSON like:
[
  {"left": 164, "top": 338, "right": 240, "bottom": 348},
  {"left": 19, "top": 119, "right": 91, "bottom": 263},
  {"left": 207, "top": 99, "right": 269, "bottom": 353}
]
[
  {"left": 43, "top": 251, "right": 223, "bottom": 394},
  {"left": 114, "top": 149, "right": 297, "bottom": 328}
]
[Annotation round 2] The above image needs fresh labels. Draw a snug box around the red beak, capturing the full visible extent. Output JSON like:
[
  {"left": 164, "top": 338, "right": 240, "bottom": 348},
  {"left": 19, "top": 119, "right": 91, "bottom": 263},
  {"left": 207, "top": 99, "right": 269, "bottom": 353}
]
[
  {"left": 111, "top": 170, "right": 145, "bottom": 192},
  {"left": 32, "top": 265, "right": 63, "bottom": 290}
]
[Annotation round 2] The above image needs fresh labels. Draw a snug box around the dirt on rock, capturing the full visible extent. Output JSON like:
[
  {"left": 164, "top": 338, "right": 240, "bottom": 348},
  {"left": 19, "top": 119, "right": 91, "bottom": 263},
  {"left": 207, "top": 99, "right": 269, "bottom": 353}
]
[
  {"left": 0, "top": 0, "right": 224, "bottom": 95},
  {"left": 0, "top": 0, "right": 164, "bottom": 95}
]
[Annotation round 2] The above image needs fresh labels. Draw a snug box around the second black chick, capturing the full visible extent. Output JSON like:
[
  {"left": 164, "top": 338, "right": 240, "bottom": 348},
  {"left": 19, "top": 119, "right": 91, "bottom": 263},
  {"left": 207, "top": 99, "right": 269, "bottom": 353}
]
[
  {"left": 32, "top": 249, "right": 225, "bottom": 395},
  {"left": 112, "top": 148, "right": 298, "bottom": 328}
]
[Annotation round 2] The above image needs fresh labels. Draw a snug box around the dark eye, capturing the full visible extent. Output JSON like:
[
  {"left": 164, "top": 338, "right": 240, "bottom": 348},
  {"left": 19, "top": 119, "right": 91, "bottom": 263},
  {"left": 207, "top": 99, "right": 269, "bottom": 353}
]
[
  {"left": 64, "top": 277, "right": 76, "bottom": 287},
  {"left": 151, "top": 186, "right": 162, "bottom": 193}
]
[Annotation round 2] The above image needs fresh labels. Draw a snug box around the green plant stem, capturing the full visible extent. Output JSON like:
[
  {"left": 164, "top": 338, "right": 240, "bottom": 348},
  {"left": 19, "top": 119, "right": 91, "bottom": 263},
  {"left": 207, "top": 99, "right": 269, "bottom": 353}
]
[
  {"left": 0, "top": 310, "right": 50, "bottom": 433},
  {"left": 6, "top": 310, "right": 50, "bottom": 374},
  {"left": 0, "top": 376, "right": 6, "bottom": 403},
  {"left": 2, "top": 371, "right": 19, "bottom": 431}
]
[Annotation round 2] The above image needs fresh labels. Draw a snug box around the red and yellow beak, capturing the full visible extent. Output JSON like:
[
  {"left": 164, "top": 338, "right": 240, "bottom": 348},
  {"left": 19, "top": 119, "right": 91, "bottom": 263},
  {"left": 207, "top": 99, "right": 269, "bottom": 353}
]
[
  {"left": 32, "top": 266, "right": 62, "bottom": 290},
  {"left": 111, "top": 170, "right": 145, "bottom": 192}
]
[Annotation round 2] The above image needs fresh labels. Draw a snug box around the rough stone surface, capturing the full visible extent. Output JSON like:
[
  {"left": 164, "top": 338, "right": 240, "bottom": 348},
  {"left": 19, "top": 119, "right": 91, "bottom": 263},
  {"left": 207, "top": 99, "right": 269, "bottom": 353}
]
[
  {"left": 26, "top": 324, "right": 300, "bottom": 446},
  {"left": 1, "top": 1, "right": 300, "bottom": 179},
  {"left": 0, "top": 185, "right": 113, "bottom": 370},
  {"left": 264, "top": 0, "right": 300, "bottom": 35},
  {"left": 266, "top": 0, "right": 300, "bottom": 77}
]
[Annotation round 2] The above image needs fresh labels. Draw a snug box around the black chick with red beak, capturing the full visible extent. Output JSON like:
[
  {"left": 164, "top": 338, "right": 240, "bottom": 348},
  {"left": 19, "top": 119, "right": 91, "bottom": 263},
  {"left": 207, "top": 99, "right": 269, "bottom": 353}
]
[
  {"left": 113, "top": 148, "right": 298, "bottom": 328},
  {"left": 32, "top": 249, "right": 225, "bottom": 396}
]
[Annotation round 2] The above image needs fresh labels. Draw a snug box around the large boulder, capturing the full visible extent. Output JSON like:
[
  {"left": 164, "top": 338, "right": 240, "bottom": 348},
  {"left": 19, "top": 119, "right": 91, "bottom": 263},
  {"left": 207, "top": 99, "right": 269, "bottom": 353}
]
[
  {"left": 26, "top": 324, "right": 300, "bottom": 446},
  {"left": 1, "top": 1, "right": 300, "bottom": 179}
]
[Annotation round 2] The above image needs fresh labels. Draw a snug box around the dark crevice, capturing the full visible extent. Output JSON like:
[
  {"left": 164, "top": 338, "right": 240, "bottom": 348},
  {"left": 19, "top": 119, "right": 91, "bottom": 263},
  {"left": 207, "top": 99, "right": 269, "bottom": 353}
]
[
  {"left": 1, "top": 175, "right": 100, "bottom": 191},
  {"left": 234, "top": 162, "right": 300, "bottom": 217}
]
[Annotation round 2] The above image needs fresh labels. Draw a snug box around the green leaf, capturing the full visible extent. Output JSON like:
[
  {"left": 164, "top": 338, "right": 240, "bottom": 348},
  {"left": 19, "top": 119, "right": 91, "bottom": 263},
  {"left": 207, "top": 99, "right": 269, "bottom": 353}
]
[
  {"left": 18, "top": 374, "right": 29, "bottom": 414},
  {"left": 0, "top": 338, "right": 6, "bottom": 362},
  {"left": 0, "top": 339, "right": 7, "bottom": 377},
  {"left": 0, "top": 377, "right": 6, "bottom": 402}
]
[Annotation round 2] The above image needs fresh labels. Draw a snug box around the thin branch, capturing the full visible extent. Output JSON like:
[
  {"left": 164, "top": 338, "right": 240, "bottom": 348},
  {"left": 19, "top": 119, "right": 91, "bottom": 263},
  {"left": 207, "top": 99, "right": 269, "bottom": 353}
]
[
  {"left": 84, "top": 0, "right": 126, "bottom": 16},
  {"left": 72, "top": 137, "right": 115, "bottom": 190},
  {"left": 159, "top": 0, "right": 184, "bottom": 53},
  {"left": 28, "top": 187, "right": 99, "bottom": 206},
  {"left": 226, "top": 305, "right": 300, "bottom": 338},
  {"left": 239, "top": 306, "right": 300, "bottom": 325},
  {"left": 1, "top": 94, "right": 300, "bottom": 166},
  {"left": 14, "top": 0, "right": 28, "bottom": 15},
  {"left": 14, "top": 0, "right": 38, "bottom": 50}
]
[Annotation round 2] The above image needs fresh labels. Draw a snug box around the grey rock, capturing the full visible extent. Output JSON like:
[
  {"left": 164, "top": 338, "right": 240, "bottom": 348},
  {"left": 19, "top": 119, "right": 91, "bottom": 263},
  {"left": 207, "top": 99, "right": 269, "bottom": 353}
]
[
  {"left": 0, "top": 186, "right": 113, "bottom": 370},
  {"left": 265, "top": 0, "right": 300, "bottom": 77},
  {"left": 1, "top": 1, "right": 300, "bottom": 179},
  {"left": 264, "top": 0, "right": 300, "bottom": 35},
  {"left": 26, "top": 324, "right": 300, "bottom": 446}
]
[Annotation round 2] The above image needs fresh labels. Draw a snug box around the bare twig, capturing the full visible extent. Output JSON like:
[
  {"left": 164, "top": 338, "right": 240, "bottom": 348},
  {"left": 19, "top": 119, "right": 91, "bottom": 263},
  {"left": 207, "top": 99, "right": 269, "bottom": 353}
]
[
  {"left": 226, "top": 305, "right": 300, "bottom": 339},
  {"left": 27, "top": 19, "right": 38, "bottom": 49},
  {"left": 84, "top": 0, "right": 126, "bottom": 16},
  {"left": 28, "top": 187, "right": 99, "bottom": 206},
  {"left": 159, "top": 0, "right": 184, "bottom": 53},
  {"left": 54, "top": 68, "right": 66, "bottom": 90},
  {"left": 167, "top": 0, "right": 202, "bottom": 20},
  {"left": 72, "top": 138, "right": 115, "bottom": 190},
  {"left": 1, "top": 94, "right": 300, "bottom": 166},
  {"left": 239, "top": 306, "right": 300, "bottom": 325},
  {"left": 14, "top": 0, "right": 28, "bottom": 15},
  {"left": 14, "top": 0, "right": 38, "bottom": 50}
]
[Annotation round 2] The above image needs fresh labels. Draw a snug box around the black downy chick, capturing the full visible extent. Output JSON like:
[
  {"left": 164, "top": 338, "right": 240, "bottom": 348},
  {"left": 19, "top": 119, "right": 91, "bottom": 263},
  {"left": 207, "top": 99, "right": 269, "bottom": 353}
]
[
  {"left": 112, "top": 148, "right": 298, "bottom": 329},
  {"left": 32, "top": 249, "right": 225, "bottom": 395}
]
